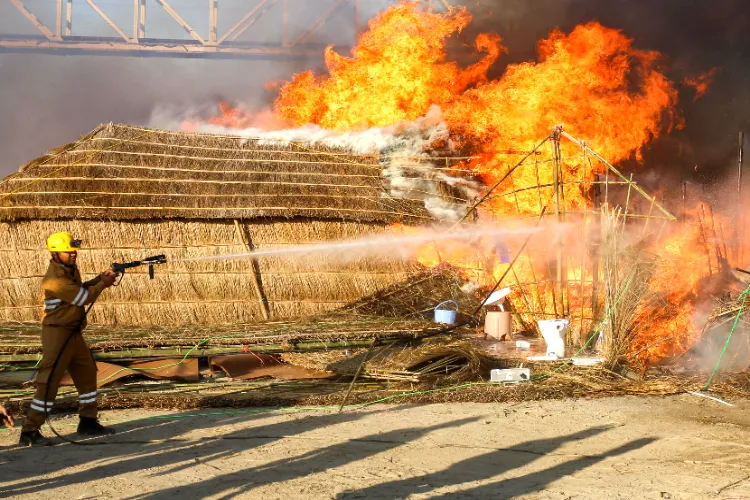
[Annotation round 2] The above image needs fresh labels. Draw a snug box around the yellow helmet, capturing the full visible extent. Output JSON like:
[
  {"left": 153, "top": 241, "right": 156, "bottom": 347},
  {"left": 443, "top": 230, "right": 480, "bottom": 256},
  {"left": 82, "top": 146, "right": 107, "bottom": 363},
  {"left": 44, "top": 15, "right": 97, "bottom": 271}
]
[{"left": 47, "top": 232, "right": 82, "bottom": 252}]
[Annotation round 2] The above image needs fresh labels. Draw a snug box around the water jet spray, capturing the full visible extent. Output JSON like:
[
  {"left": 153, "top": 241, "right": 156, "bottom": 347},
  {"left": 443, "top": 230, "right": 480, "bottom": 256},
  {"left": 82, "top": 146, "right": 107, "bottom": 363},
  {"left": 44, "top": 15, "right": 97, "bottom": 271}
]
[{"left": 171, "top": 225, "right": 544, "bottom": 264}]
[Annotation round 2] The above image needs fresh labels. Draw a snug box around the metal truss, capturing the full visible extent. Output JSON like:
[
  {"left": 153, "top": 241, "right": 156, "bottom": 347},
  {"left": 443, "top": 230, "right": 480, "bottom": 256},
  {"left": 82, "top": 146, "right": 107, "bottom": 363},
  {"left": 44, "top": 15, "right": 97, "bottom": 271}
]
[{"left": 0, "top": 0, "right": 450, "bottom": 59}]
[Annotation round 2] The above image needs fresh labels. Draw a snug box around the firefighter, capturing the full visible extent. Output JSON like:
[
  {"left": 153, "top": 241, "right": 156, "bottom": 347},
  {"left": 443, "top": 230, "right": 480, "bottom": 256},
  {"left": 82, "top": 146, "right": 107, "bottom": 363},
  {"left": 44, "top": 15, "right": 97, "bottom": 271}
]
[{"left": 19, "top": 232, "right": 119, "bottom": 446}]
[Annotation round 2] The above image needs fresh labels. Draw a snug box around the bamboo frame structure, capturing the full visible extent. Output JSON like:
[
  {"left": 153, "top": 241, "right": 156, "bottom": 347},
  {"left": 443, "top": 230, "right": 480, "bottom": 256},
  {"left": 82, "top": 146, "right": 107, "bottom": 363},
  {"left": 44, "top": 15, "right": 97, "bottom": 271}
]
[{"left": 472, "top": 126, "right": 676, "bottom": 342}]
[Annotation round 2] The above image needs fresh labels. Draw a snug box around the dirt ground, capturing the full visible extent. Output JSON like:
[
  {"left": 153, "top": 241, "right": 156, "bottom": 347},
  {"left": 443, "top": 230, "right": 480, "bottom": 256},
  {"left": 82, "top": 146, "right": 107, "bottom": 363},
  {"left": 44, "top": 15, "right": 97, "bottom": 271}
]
[{"left": 1, "top": 394, "right": 750, "bottom": 499}]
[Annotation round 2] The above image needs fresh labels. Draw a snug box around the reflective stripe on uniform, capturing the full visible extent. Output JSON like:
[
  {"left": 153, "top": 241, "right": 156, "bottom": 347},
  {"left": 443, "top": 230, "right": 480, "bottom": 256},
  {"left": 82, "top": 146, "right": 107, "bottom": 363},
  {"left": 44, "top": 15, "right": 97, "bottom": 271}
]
[
  {"left": 30, "top": 399, "right": 54, "bottom": 412},
  {"left": 44, "top": 298, "right": 62, "bottom": 311},
  {"left": 72, "top": 288, "right": 86, "bottom": 306},
  {"left": 79, "top": 391, "right": 98, "bottom": 404},
  {"left": 79, "top": 289, "right": 90, "bottom": 306}
]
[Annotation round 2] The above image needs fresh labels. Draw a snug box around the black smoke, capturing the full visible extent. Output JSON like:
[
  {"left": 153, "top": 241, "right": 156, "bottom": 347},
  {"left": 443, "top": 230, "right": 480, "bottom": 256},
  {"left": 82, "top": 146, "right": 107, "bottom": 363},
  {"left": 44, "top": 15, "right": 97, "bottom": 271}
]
[{"left": 460, "top": 0, "right": 750, "bottom": 183}]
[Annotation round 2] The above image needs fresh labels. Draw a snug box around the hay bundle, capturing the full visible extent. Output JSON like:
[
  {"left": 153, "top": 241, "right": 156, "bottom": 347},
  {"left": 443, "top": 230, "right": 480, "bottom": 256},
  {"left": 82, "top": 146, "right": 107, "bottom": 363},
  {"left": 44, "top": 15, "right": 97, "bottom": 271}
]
[
  {"left": 322, "top": 340, "right": 492, "bottom": 383},
  {"left": 598, "top": 206, "right": 654, "bottom": 369}
]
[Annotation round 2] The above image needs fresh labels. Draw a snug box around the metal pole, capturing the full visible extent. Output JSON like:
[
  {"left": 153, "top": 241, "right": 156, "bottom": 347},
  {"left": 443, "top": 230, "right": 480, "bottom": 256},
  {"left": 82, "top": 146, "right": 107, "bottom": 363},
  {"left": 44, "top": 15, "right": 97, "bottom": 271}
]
[
  {"left": 139, "top": 0, "right": 146, "bottom": 39},
  {"left": 133, "top": 0, "right": 139, "bottom": 40},
  {"left": 209, "top": 0, "right": 218, "bottom": 44},
  {"left": 65, "top": 0, "right": 73, "bottom": 36},
  {"left": 56, "top": 0, "right": 63, "bottom": 38}
]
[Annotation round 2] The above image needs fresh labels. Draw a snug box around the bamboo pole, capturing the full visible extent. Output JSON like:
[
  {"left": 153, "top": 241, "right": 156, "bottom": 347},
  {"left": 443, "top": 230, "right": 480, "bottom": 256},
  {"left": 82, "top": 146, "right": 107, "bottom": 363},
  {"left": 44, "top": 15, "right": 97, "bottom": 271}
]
[
  {"left": 697, "top": 205, "right": 714, "bottom": 275},
  {"left": 233, "top": 219, "right": 270, "bottom": 320},
  {"left": 339, "top": 338, "right": 377, "bottom": 412},
  {"left": 561, "top": 130, "right": 676, "bottom": 220},
  {"left": 558, "top": 140, "right": 571, "bottom": 318},
  {"left": 738, "top": 131, "right": 745, "bottom": 264},
  {"left": 719, "top": 222, "right": 730, "bottom": 264},
  {"left": 622, "top": 173, "right": 634, "bottom": 228},
  {"left": 510, "top": 267, "right": 536, "bottom": 322},
  {"left": 551, "top": 134, "right": 568, "bottom": 318},
  {"left": 535, "top": 152, "right": 556, "bottom": 318},
  {"left": 453, "top": 136, "right": 551, "bottom": 226},
  {"left": 591, "top": 173, "right": 601, "bottom": 325},
  {"left": 604, "top": 172, "right": 609, "bottom": 207},
  {"left": 578, "top": 143, "right": 588, "bottom": 343},
  {"left": 489, "top": 180, "right": 634, "bottom": 203},
  {"left": 0, "top": 338, "right": 397, "bottom": 363},
  {"left": 641, "top": 197, "right": 656, "bottom": 236},
  {"left": 706, "top": 204, "right": 723, "bottom": 262},
  {"left": 552, "top": 139, "right": 561, "bottom": 318},
  {"left": 682, "top": 180, "right": 687, "bottom": 222},
  {"left": 508, "top": 165, "right": 542, "bottom": 320}
]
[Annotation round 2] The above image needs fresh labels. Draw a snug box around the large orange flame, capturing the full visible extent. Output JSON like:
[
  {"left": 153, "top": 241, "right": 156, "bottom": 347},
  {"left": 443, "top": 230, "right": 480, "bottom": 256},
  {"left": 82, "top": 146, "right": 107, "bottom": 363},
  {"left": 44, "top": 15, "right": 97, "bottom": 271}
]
[
  {"left": 276, "top": 4, "right": 503, "bottom": 129},
  {"left": 192, "top": 3, "right": 725, "bottom": 366}
]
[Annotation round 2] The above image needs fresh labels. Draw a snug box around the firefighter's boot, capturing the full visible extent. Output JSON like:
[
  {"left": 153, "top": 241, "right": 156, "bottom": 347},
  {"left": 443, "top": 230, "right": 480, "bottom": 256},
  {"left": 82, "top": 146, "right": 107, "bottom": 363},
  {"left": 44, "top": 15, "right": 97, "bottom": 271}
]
[
  {"left": 19, "top": 430, "right": 51, "bottom": 447},
  {"left": 77, "top": 416, "right": 115, "bottom": 436}
]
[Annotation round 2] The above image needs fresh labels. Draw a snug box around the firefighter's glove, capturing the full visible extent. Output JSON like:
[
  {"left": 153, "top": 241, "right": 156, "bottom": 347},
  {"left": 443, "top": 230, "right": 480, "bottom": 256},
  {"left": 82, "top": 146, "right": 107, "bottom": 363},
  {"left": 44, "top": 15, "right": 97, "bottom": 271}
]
[{"left": 101, "top": 270, "right": 119, "bottom": 288}]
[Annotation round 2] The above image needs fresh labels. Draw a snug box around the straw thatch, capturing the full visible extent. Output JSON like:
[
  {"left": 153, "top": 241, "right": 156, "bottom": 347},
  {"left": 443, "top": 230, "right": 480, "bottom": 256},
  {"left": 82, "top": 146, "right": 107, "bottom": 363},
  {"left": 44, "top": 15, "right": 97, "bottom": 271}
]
[
  {"left": 0, "top": 124, "right": 469, "bottom": 326},
  {"left": 0, "top": 123, "right": 448, "bottom": 222}
]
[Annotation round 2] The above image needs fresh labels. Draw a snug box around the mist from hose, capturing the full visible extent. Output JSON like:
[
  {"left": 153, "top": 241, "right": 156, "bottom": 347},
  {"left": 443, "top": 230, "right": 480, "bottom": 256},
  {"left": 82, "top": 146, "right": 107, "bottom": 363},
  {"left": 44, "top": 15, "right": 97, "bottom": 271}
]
[{"left": 172, "top": 223, "right": 548, "bottom": 264}]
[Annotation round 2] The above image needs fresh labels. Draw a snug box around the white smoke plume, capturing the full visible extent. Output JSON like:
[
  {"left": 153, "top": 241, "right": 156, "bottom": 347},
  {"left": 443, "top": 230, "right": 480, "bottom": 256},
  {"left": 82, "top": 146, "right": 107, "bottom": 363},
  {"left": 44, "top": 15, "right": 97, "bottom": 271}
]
[{"left": 151, "top": 104, "right": 484, "bottom": 221}]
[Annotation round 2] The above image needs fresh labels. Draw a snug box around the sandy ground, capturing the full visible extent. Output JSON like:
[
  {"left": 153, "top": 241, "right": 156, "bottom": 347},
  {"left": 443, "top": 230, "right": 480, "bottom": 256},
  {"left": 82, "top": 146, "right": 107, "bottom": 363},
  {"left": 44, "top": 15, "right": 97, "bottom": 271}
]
[{"left": 1, "top": 395, "right": 750, "bottom": 499}]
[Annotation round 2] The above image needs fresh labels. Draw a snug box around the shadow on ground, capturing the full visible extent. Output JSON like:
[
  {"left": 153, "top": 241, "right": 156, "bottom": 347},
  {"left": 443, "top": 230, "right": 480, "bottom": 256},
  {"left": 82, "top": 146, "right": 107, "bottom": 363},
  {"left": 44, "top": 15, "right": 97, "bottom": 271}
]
[{"left": 0, "top": 406, "right": 656, "bottom": 499}]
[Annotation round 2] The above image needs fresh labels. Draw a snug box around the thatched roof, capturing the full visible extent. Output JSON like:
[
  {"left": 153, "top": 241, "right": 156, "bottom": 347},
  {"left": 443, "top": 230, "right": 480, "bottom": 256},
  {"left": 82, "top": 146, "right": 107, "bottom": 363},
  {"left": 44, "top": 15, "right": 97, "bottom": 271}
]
[{"left": 0, "top": 123, "right": 462, "bottom": 223}]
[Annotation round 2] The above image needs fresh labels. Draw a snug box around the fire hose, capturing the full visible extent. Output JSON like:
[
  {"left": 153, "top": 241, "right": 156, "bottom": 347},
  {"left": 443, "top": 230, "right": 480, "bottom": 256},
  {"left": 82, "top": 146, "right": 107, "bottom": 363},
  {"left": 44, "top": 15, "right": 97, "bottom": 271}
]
[{"left": 41, "top": 255, "right": 167, "bottom": 446}]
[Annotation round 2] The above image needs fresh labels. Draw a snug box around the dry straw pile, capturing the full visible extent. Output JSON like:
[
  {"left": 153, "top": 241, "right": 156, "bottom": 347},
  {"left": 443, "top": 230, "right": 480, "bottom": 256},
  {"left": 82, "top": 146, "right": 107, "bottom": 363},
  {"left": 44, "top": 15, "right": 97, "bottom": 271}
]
[
  {"left": 598, "top": 206, "right": 654, "bottom": 368},
  {"left": 0, "top": 123, "right": 466, "bottom": 326}
]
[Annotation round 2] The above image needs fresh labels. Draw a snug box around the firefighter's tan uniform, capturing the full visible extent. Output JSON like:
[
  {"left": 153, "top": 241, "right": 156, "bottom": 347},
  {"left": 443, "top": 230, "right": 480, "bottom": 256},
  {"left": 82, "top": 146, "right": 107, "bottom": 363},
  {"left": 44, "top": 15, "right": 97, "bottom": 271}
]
[{"left": 22, "top": 260, "right": 108, "bottom": 432}]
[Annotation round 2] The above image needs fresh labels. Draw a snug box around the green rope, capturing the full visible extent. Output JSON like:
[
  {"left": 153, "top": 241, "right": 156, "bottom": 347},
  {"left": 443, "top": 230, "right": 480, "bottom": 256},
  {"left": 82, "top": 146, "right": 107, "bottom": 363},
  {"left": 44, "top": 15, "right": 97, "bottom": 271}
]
[
  {"left": 0, "top": 356, "right": 41, "bottom": 372},
  {"left": 702, "top": 283, "right": 750, "bottom": 391}
]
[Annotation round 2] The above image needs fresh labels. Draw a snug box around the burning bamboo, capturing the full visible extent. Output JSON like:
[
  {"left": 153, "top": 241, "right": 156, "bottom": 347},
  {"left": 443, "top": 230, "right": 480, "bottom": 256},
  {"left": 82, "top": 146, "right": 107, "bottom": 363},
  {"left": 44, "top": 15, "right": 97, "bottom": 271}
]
[
  {"left": 698, "top": 204, "right": 714, "bottom": 275},
  {"left": 706, "top": 204, "right": 724, "bottom": 262},
  {"left": 738, "top": 131, "right": 745, "bottom": 264},
  {"left": 591, "top": 173, "right": 601, "bottom": 324}
]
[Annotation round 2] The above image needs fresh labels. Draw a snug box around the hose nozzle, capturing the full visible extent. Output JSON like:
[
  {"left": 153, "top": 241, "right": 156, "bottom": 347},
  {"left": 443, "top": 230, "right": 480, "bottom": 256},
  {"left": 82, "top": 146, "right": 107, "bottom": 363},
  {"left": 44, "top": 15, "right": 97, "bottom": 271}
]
[{"left": 112, "top": 255, "right": 168, "bottom": 279}]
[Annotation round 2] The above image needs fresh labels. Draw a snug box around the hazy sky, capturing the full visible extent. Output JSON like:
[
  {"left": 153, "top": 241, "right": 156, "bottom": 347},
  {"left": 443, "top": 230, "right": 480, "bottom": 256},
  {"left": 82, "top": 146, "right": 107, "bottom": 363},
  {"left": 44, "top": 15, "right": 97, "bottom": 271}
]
[
  {"left": 0, "top": 0, "right": 373, "bottom": 175},
  {"left": 1, "top": 0, "right": 749, "bottom": 178}
]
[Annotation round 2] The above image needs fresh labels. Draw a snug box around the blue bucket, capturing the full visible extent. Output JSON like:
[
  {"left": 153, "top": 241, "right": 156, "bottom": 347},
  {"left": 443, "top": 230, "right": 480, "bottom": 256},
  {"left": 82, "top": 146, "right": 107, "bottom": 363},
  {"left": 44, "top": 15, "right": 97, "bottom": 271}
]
[{"left": 434, "top": 300, "right": 458, "bottom": 325}]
